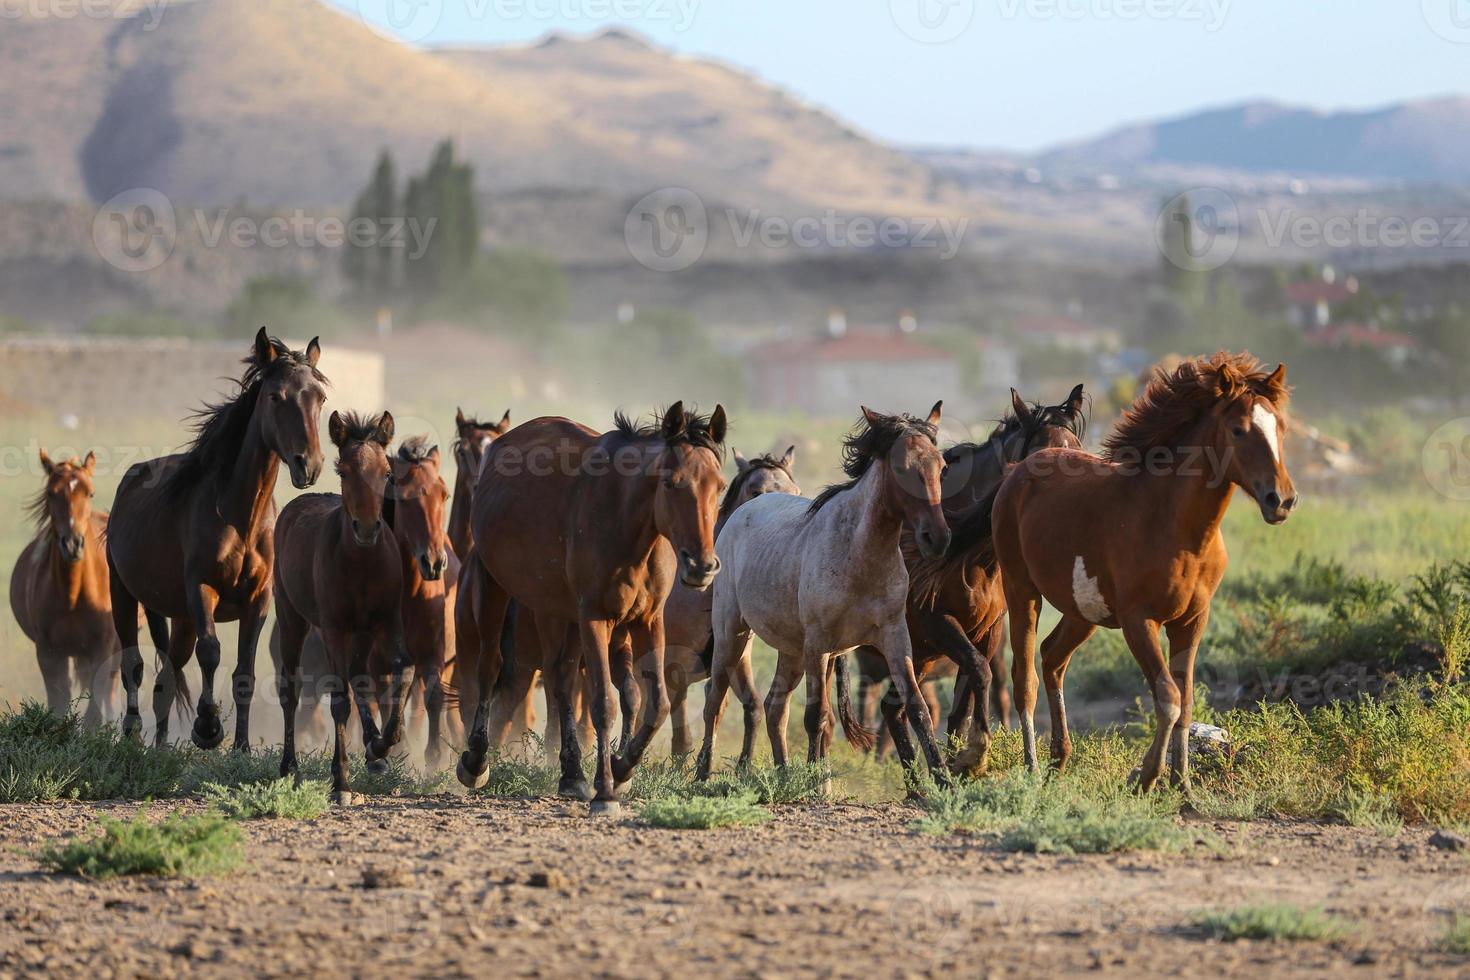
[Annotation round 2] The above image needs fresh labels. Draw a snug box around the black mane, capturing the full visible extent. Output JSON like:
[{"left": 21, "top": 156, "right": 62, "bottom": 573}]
[
  {"left": 397, "top": 435, "right": 436, "bottom": 464},
  {"left": 164, "top": 336, "right": 326, "bottom": 500},
  {"left": 613, "top": 405, "right": 726, "bottom": 458},
  {"left": 717, "top": 453, "right": 793, "bottom": 524},
  {"left": 808, "top": 410, "right": 937, "bottom": 515}
]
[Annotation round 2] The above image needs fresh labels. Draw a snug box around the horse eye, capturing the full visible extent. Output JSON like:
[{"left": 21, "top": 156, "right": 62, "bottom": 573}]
[{"left": 1232, "top": 426, "right": 1247, "bottom": 437}]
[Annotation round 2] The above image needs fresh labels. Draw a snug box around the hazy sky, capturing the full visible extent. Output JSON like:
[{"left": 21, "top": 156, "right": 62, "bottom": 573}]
[{"left": 331, "top": 1, "right": 1470, "bottom": 151}]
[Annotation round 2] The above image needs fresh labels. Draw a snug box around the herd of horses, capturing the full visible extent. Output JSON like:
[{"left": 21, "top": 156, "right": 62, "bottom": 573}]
[{"left": 8, "top": 328, "right": 1296, "bottom": 811}]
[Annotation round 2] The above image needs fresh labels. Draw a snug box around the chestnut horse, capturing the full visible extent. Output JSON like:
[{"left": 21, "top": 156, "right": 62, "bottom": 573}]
[
  {"left": 274, "top": 412, "right": 412, "bottom": 803},
  {"left": 382, "top": 436, "right": 460, "bottom": 768},
  {"left": 697, "top": 405, "right": 951, "bottom": 787},
  {"left": 993, "top": 353, "right": 1295, "bottom": 791},
  {"left": 851, "top": 386, "right": 1086, "bottom": 778},
  {"left": 457, "top": 403, "right": 728, "bottom": 814},
  {"left": 108, "top": 329, "right": 327, "bottom": 749},
  {"left": 10, "top": 451, "right": 119, "bottom": 725}
]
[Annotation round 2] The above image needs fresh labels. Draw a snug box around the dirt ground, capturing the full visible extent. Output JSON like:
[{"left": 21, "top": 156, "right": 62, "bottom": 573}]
[{"left": 0, "top": 798, "right": 1466, "bottom": 979}]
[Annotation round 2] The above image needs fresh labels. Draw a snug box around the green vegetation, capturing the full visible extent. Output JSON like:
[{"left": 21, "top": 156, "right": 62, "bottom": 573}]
[
  {"left": 224, "top": 276, "right": 355, "bottom": 340},
  {"left": 637, "top": 792, "right": 772, "bottom": 829},
  {"left": 403, "top": 140, "right": 479, "bottom": 295},
  {"left": 204, "top": 778, "right": 330, "bottom": 820},
  {"left": 1441, "top": 915, "right": 1470, "bottom": 955},
  {"left": 1194, "top": 903, "right": 1347, "bottom": 942},
  {"left": 36, "top": 809, "right": 243, "bottom": 879}
]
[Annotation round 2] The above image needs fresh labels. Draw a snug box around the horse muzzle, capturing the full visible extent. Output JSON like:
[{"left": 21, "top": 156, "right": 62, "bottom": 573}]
[
  {"left": 417, "top": 551, "right": 448, "bottom": 582},
  {"left": 1255, "top": 485, "right": 1299, "bottom": 525},
  {"left": 58, "top": 534, "right": 85, "bottom": 563},
  {"left": 351, "top": 519, "right": 383, "bottom": 547},
  {"left": 913, "top": 523, "right": 952, "bottom": 560},
  {"left": 679, "top": 549, "right": 721, "bottom": 591},
  {"left": 288, "top": 453, "right": 323, "bottom": 490}
]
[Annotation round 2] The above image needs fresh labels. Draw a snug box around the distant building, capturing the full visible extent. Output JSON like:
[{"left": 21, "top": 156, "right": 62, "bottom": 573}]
[
  {"left": 1284, "top": 271, "right": 1359, "bottom": 330},
  {"left": 1013, "top": 313, "right": 1121, "bottom": 353},
  {"left": 750, "top": 328, "right": 963, "bottom": 418},
  {"left": 1306, "top": 322, "right": 1422, "bottom": 366}
]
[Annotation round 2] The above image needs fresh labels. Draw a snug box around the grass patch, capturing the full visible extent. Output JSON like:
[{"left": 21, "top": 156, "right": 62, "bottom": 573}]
[
  {"left": 204, "top": 778, "right": 330, "bottom": 820},
  {"left": 1441, "top": 915, "right": 1470, "bottom": 955},
  {"left": 911, "top": 768, "right": 1193, "bottom": 854},
  {"left": 636, "top": 792, "right": 772, "bottom": 829},
  {"left": 36, "top": 809, "right": 243, "bottom": 879},
  {"left": 1333, "top": 787, "right": 1404, "bottom": 837},
  {"left": 1194, "top": 903, "right": 1346, "bottom": 942},
  {"left": 701, "top": 763, "right": 833, "bottom": 805}
]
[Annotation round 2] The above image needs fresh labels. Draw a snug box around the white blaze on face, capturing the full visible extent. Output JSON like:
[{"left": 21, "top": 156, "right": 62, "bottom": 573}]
[
  {"left": 1251, "top": 402, "right": 1280, "bottom": 462},
  {"left": 1072, "top": 556, "right": 1111, "bottom": 624},
  {"left": 68, "top": 479, "right": 77, "bottom": 492}
]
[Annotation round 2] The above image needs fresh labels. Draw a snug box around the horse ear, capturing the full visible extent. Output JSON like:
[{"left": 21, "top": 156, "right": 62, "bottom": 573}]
[
  {"left": 374, "top": 411, "right": 395, "bottom": 447},
  {"left": 1010, "top": 389, "right": 1033, "bottom": 424},
  {"left": 254, "top": 326, "right": 275, "bottom": 365},
  {"left": 82, "top": 451, "right": 97, "bottom": 473},
  {"left": 926, "top": 400, "right": 943, "bottom": 427},
  {"left": 860, "top": 406, "right": 882, "bottom": 428},
  {"left": 455, "top": 407, "right": 467, "bottom": 430},
  {"left": 1216, "top": 363, "right": 1243, "bottom": 398},
  {"left": 498, "top": 410, "right": 511, "bottom": 433},
  {"left": 709, "top": 404, "right": 728, "bottom": 445},
  {"left": 1063, "top": 383, "right": 1085, "bottom": 417},
  {"left": 427, "top": 445, "right": 441, "bottom": 466},
  {"left": 305, "top": 336, "right": 322, "bottom": 368},
  {"left": 1268, "top": 363, "right": 1287, "bottom": 388},
  {"left": 328, "top": 411, "right": 349, "bottom": 448},
  {"left": 780, "top": 445, "right": 796, "bottom": 469},
  {"left": 38, "top": 448, "right": 54, "bottom": 475},
  {"left": 661, "top": 401, "right": 686, "bottom": 440},
  {"left": 733, "top": 448, "right": 749, "bottom": 472}
]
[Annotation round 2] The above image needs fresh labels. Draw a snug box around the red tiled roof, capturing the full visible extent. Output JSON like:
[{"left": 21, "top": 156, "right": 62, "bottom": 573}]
[
  {"left": 753, "top": 332, "right": 951, "bottom": 363},
  {"left": 1308, "top": 323, "right": 1421, "bottom": 350},
  {"left": 1286, "top": 280, "right": 1356, "bottom": 305}
]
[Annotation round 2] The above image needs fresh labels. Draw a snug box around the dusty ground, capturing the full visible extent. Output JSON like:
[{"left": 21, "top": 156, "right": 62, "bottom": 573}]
[{"left": 0, "top": 798, "right": 1466, "bottom": 979}]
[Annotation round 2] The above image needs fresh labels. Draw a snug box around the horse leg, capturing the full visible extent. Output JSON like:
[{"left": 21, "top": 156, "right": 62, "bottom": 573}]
[
  {"left": 106, "top": 559, "right": 146, "bottom": 739},
  {"left": 611, "top": 634, "right": 640, "bottom": 755},
  {"left": 987, "top": 623, "right": 1012, "bottom": 730},
  {"left": 579, "top": 618, "right": 620, "bottom": 814},
  {"left": 1004, "top": 592, "right": 1042, "bottom": 772},
  {"left": 36, "top": 646, "right": 70, "bottom": 718},
  {"left": 230, "top": 597, "right": 267, "bottom": 753},
  {"left": 543, "top": 617, "right": 589, "bottom": 800},
  {"left": 612, "top": 617, "right": 669, "bottom": 792},
  {"left": 667, "top": 658, "right": 693, "bottom": 758},
  {"left": 422, "top": 663, "right": 447, "bottom": 772},
  {"left": 764, "top": 650, "right": 801, "bottom": 769},
  {"left": 877, "top": 624, "right": 946, "bottom": 785},
  {"left": 152, "top": 618, "right": 195, "bottom": 748},
  {"left": 801, "top": 645, "right": 835, "bottom": 776},
  {"left": 1164, "top": 610, "right": 1208, "bottom": 791},
  {"left": 1039, "top": 616, "right": 1097, "bottom": 772},
  {"left": 1120, "top": 616, "right": 1182, "bottom": 793},
  {"left": 695, "top": 589, "right": 749, "bottom": 780},
  {"left": 80, "top": 650, "right": 112, "bottom": 728},
  {"left": 854, "top": 648, "right": 882, "bottom": 754},
  {"left": 276, "top": 602, "right": 309, "bottom": 782},
  {"left": 183, "top": 581, "right": 225, "bottom": 750},
  {"left": 731, "top": 649, "right": 762, "bottom": 770},
  {"left": 924, "top": 615, "right": 993, "bottom": 778},
  {"left": 366, "top": 617, "right": 414, "bottom": 767},
  {"left": 487, "top": 607, "right": 536, "bottom": 749},
  {"left": 878, "top": 686, "right": 919, "bottom": 775},
  {"left": 321, "top": 629, "right": 356, "bottom": 804},
  {"left": 456, "top": 582, "right": 511, "bottom": 789},
  {"left": 347, "top": 635, "right": 388, "bottom": 774}
]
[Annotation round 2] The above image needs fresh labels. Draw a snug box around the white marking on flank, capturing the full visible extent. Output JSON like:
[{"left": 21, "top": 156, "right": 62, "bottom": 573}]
[
  {"left": 1252, "top": 402, "right": 1280, "bottom": 462},
  {"left": 1072, "top": 556, "right": 1111, "bottom": 624}
]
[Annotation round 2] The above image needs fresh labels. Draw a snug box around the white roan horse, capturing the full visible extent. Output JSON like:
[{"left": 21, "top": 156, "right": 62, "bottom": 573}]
[{"left": 695, "top": 404, "right": 952, "bottom": 784}]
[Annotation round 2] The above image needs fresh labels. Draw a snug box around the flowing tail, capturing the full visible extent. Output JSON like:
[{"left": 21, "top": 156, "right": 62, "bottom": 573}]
[
  {"left": 145, "top": 610, "right": 194, "bottom": 721},
  {"left": 831, "top": 653, "right": 876, "bottom": 751}
]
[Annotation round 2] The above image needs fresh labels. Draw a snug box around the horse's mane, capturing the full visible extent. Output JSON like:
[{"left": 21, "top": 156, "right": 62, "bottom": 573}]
[
  {"left": 717, "top": 453, "right": 794, "bottom": 524},
  {"left": 396, "top": 435, "right": 437, "bottom": 464},
  {"left": 1103, "top": 351, "right": 1288, "bottom": 459},
  {"left": 612, "top": 405, "right": 726, "bottom": 458},
  {"left": 808, "top": 410, "right": 938, "bottom": 515},
  {"left": 165, "top": 336, "right": 326, "bottom": 500},
  {"left": 24, "top": 483, "right": 53, "bottom": 531},
  {"left": 333, "top": 411, "right": 386, "bottom": 448}
]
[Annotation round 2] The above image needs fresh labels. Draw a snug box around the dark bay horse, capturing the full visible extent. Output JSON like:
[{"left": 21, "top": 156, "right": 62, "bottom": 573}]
[
  {"left": 448, "top": 408, "right": 510, "bottom": 560},
  {"left": 274, "top": 412, "right": 412, "bottom": 803},
  {"left": 851, "top": 386, "right": 1086, "bottom": 778},
  {"left": 10, "top": 451, "right": 119, "bottom": 725},
  {"left": 457, "top": 403, "right": 728, "bottom": 815},
  {"left": 697, "top": 405, "right": 951, "bottom": 788},
  {"left": 107, "top": 329, "right": 326, "bottom": 749},
  {"left": 993, "top": 353, "right": 1295, "bottom": 791}
]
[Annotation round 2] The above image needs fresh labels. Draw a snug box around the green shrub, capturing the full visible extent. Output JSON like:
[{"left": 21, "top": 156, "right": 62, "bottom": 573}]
[
  {"left": 637, "top": 793, "right": 772, "bottom": 830},
  {"left": 1441, "top": 915, "right": 1470, "bottom": 955},
  {"left": 1194, "top": 903, "right": 1346, "bottom": 942},
  {"left": 36, "top": 810, "right": 243, "bottom": 879},
  {"left": 204, "top": 779, "right": 330, "bottom": 820}
]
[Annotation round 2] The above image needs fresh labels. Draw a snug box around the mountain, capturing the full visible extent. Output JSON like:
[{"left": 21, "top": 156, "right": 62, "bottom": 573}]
[
  {"left": 1038, "top": 98, "right": 1470, "bottom": 184},
  {"left": 0, "top": 0, "right": 941, "bottom": 213}
]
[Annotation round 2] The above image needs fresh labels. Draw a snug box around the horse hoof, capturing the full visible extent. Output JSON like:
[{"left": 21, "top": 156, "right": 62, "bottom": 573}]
[
  {"left": 331, "top": 791, "right": 358, "bottom": 807},
  {"left": 191, "top": 717, "right": 225, "bottom": 751},
  {"left": 456, "top": 756, "right": 489, "bottom": 790},
  {"left": 366, "top": 757, "right": 389, "bottom": 775},
  {"left": 588, "top": 799, "right": 621, "bottom": 818},
  {"left": 557, "top": 778, "right": 593, "bottom": 802}
]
